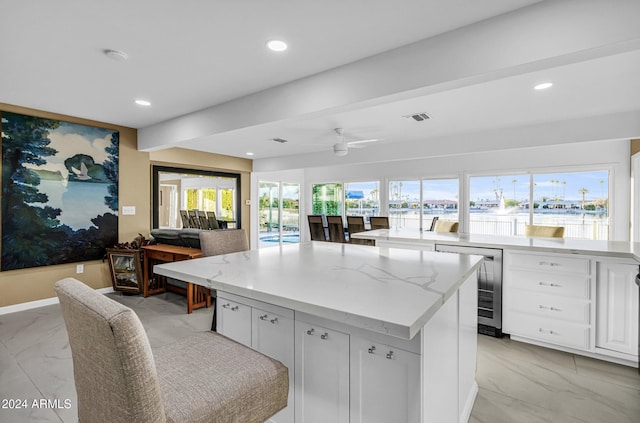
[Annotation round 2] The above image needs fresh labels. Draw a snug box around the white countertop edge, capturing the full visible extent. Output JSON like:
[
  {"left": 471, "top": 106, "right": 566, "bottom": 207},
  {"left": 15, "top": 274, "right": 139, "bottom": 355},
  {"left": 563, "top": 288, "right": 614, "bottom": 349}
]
[{"left": 352, "top": 230, "right": 640, "bottom": 261}]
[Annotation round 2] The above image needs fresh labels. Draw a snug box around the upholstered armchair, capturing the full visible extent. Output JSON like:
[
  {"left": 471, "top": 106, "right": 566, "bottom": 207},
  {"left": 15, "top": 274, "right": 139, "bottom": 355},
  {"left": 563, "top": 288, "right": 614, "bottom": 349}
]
[{"left": 55, "top": 277, "right": 288, "bottom": 423}]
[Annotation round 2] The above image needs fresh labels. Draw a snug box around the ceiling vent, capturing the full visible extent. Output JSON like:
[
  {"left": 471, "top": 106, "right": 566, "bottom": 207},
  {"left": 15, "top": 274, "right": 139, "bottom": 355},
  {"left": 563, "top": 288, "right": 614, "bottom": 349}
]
[
  {"left": 270, "top": 137, "right": 288, "bottom": 143},
  {"left": 403, "top": 112, "right": 431, "bottom": 122}
]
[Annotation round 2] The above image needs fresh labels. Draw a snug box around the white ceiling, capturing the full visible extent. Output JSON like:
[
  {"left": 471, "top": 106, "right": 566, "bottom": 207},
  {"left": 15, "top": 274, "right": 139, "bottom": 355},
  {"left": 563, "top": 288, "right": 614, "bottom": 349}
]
[{"left": 3, "top": 0, "right": 640, "bottom": 165}]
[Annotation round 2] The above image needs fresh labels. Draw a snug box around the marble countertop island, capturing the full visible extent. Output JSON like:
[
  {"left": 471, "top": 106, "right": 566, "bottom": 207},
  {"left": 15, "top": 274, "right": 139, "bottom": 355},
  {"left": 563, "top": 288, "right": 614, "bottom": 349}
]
[
  {"left": 352, "top": 228, "right": 640, "bottom": 260},
  {"left": 153, "top": 241, "right": 483, "bottom": 340}
]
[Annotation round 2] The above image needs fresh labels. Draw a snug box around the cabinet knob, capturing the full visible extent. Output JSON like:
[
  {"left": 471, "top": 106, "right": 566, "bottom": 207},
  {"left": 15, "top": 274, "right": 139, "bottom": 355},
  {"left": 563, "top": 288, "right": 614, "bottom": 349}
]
[
  {"left": 259, "top": 314, "right": 269, "bottom": 321},
  {"left": 270, "top": 317, "right": 278, "bottom": 324},
  {"left": 231, "top": 306, "right": 239, "bottom": 311},
  {"left": 306, "top": 328, "right": 315, "bottom": 335},
  {"left": 386, "top": 351, "right": 394, "bottom": 360},
  {"left": 368, "top": 346, "right": 376, "bottom": 354},
  {"left": 222, "top": 303, "right": 231, "bottom": 309},
  {"left": 320, "top": 332, "right": 328, "bottom": 340}
]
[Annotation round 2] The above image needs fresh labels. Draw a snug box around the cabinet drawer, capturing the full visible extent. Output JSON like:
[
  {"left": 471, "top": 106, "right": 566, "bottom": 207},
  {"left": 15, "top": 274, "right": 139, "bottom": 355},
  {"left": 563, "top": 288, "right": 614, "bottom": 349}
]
[
  {"left": 508, "top": 270, "right": 590, "bottom": 299},
  {"left": 509, "top": 253, "right": 590, "bottom": 275},
  {"left": 151, "top": 251, "right": 175, "bottom": 262},
  {"left": 507, "top": 312, "right": 591, "bottom": 350},
  {"left": 508, "top": 292, "right": 590, "bottom": 324}
]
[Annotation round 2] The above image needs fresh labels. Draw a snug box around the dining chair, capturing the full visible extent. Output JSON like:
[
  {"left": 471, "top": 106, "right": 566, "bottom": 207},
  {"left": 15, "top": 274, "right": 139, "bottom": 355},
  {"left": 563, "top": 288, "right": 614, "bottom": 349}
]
[
  {"left": 55, "top": 277, "right": 288, "bottom": 423},
  {"left": 524, "top": 224, "right": 565, "bottom": 238},
  {"left": 433, "top": 220, "right": 459, "bottom": 233},
  {"left": 347, "top": 216, "right": 373, "bottom": 245},
  {"left": 308, "top": 215, "right": 327, "bottom": 241},
  {"left": 428, "top": 216, "right": 440, "bottom": 231},
  {"left": 369, "top": 216, "right": 390, "bottom": 230},
  {"left": 179, "top": 210, "right": 191, "bottom": 229},
  {"left": 187, "top": 210, "right": 200, "bottom": 228},
  {"left": 327, "top": 215, "right": 347, "bottom": 243},
  {"left": 206, "top": 210, "right": 220, "bottom": 229}
]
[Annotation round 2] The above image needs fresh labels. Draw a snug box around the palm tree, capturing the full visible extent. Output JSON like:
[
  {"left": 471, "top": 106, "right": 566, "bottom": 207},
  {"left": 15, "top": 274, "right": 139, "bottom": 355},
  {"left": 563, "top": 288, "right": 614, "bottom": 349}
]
[{"left": 579, "top": 188, "right": 589, "bottom": 210}]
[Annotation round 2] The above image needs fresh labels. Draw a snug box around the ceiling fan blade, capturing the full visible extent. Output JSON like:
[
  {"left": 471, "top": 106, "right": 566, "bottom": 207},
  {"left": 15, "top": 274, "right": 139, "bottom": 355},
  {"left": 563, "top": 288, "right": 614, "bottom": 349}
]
[{"left": 346, "top": 138, "right": 379, "bottom": 145}]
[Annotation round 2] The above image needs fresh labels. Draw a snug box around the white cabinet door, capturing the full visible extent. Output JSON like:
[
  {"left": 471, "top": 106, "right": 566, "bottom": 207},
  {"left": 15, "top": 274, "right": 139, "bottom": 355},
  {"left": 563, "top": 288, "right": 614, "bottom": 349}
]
[
  {"left": 596, "top": 261, "right": 639, "bottom": 356},
  {"left": 216, "top": 297, "right": 252, "bottom": 347},
  {"left": 294, "top": 321, "right": 350, "bottom": 423},
  {"left": 252, "top": 307, "right": 295, "bottom": 423},
  {"left": 350, "top": 336, "right": 420, "bottom": 423}
]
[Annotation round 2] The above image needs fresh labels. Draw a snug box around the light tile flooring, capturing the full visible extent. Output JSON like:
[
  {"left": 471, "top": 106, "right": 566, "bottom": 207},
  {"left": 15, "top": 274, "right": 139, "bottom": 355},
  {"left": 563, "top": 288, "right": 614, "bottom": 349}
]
[{"left": 1, "top": 292, "right": 638, "bottom": 423}]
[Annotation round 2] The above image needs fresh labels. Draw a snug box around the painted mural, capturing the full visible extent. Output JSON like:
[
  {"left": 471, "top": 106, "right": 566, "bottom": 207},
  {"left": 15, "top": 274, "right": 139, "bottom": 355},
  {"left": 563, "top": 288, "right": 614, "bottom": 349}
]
[{"left": 1, "top": 111, "right": 118, "bottom": 271}]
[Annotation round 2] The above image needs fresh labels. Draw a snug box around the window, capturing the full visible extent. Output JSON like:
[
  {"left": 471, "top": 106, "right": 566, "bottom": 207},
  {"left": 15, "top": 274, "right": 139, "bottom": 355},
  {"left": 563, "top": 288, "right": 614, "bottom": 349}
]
[
  {"left": 345, "top": 181, "right": 380, "bottom": 218},
  {"left": 469, "top": 174, "right": 529, "bottom": 236},
  {"left": 532, "top": 171, "right": 609, "bottom": 239},
  {"left": 469, "top": 171, "right": 609, "bottom": 240},
  {"left": 312, "top": 183, "right": 343, "bottom": 216},
  {"left": 422, "top": 178, "right": 459, "bottom": 230},
  {"left": 388, "top": 180, "right": 420, "bottom": 229}
]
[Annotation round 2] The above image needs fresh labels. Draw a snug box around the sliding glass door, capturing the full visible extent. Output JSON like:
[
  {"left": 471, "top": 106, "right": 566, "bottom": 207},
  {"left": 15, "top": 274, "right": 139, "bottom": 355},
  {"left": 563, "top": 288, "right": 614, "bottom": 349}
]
[{"left": 259, "top": 181, "right": 300, "bottom": 248}]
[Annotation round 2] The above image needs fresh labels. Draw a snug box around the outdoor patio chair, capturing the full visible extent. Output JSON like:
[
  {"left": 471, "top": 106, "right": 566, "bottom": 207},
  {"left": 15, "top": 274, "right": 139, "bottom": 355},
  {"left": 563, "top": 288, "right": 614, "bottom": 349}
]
[
  {"left": 524, "top": 224, "right": 565, "bottom": 238},
  {"left": 433, "top": 220, "right": 459, "bottom": 233}
]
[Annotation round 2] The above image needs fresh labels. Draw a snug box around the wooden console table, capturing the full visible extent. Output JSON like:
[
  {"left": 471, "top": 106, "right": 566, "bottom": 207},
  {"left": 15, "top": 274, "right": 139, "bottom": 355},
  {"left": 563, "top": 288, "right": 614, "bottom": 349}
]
[{"left": 141, "top": 244, "right": 206, "bottom": 313}]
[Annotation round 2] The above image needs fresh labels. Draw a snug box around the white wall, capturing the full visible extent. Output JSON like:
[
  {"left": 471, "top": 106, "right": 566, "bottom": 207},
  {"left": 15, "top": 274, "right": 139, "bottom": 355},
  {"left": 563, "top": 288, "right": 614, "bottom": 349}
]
[{"left": 254, "top": 139, "right": 631, "bottom": 242}]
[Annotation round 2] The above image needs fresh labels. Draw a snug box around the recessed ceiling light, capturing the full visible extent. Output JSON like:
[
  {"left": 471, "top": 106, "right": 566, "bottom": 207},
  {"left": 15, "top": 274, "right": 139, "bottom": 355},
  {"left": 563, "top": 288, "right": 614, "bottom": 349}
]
[
  {"left": 246, "top": 152, "right": 254, "bottom": 156},
  {"left": 266, "top": 40, "right": 288, "bottom": 52},
  {"left": 135, "top": 99, "right": 151, "bottom": 106},
  {"left": 534, "top": 82, "right": 553, "bottom": 90}
]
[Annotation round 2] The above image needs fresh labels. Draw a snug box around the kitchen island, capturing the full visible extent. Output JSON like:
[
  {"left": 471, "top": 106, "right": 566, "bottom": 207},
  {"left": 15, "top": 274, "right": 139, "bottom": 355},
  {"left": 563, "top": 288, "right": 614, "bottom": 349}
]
[{"left": 153, "top": 241, "right": 484, "bottom": 423}]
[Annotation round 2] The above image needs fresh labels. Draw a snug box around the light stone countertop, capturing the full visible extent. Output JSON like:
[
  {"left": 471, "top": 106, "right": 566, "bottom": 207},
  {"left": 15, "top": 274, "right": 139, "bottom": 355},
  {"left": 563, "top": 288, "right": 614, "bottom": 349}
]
[
  {"left": 352, "top": 228, "right": 640, "bottom": 261},
  {"left": 153, "top": 241, "right": 484, "bottom": 340}
]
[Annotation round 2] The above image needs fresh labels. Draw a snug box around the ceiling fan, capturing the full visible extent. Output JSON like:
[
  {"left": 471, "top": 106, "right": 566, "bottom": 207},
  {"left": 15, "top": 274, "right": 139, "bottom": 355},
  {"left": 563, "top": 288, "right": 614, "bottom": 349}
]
[{"left": 330, "top": 128, "right": 379, "bottom": 156}]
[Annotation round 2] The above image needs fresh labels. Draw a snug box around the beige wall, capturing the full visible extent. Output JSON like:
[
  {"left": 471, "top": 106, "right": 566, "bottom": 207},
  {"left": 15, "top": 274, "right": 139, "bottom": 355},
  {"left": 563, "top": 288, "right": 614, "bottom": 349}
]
[
  {"left": 632, "top": 139, "right": 640, "bottom": 156},
  {"left": 0, "top": 104, "right": 252, "bottom": 307}
]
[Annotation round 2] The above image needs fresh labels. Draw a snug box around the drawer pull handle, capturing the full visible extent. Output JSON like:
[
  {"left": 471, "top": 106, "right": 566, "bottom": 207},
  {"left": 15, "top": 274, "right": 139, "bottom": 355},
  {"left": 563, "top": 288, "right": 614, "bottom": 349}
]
[
  {"left": 538, "top": 328, "right": 556, "bottom": 335},
  {"left": 222, "top": 303, "right": 232, "bottom": 309},
  {"left": 231, "top": 306, "right": 239, "bottom": 311},
  {"left": 259, "top": 314, "right": 269, "bottom": 321},
  {"left": 270, "top": 317, "right": 278, "bottom": 324},
  {"left": 306, "top": 328, "right": 315, "bottom": 335},
  {"left": 538, "top": 282, "right": 561, "bottom": 288},
  {"left": 539, "top": 305, "right": 561, "bottom": 311},
  {"left": 320, "top": 332, "right": 328, "bottom": 340},
  {"left": 368, "top": 346, "right": 376, "bottom": 354},
  {"left": 386, "top": 351, "right": 394, "bottom": 360},
  {"left": 539, "top": 261, "right": 560, "bottom": 267}
]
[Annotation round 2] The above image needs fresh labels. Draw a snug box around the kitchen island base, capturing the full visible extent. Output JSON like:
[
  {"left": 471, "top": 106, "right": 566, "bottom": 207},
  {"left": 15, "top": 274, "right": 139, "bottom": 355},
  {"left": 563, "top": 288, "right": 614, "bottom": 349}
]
[{"left": 217, "top": 272, "right": 478, "bottom": 423}]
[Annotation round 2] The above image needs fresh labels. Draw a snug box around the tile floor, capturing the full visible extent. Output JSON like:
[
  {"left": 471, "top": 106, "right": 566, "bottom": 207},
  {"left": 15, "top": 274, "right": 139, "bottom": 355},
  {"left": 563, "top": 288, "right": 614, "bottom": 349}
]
[{"left": 1, "top": 291, "right": 638, "bottom": 423}]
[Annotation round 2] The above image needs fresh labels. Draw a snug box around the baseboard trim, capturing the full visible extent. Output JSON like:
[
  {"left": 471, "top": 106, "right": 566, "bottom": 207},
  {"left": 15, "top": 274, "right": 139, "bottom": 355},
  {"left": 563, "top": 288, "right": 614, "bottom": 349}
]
[{"left": 0, "top": 286, "right": 114, "bottom": 315}]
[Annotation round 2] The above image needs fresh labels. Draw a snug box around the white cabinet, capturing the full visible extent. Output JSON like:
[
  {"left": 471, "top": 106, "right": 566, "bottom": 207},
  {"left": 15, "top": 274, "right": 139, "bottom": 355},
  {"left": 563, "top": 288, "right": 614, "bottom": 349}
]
[
  {"left": 350, "top": 336, "right": 420, "bottom": 423},
  {"left": 503, "top": 251, "right": 594, "bottom": 351},
  {"left": 217, "top": 296, "right": 252, "bottom": 347},
  {"left": 294, "top": 321, "right": 349, "bottom": 423},
  {"left": 596, "top": 260, "right": 639, "bottom": 357},
  {"left": 217, "top": 293, "right": 295, "bottom": 423},
  {"left": 252, "top": 307, "right": 295, "bottom": 423}
]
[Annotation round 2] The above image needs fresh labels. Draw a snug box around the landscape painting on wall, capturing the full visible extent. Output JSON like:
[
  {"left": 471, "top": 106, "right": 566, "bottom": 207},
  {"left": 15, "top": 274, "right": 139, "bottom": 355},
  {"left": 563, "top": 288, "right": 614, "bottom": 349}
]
[{"left": 1, "top": 111, "right": 119, "bottom": 271}]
